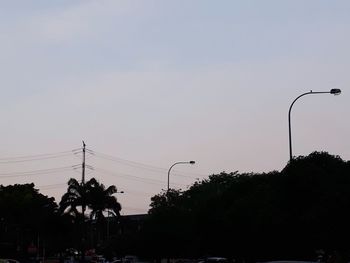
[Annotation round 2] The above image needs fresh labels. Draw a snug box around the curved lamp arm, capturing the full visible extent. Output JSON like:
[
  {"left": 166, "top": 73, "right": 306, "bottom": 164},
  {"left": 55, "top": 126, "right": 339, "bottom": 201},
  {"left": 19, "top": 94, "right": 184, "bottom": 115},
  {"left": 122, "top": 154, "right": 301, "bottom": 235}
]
[
  {"left": 167, "top": 161, "right": 195, "bottom": 191},
  {"left": 288, "top": 89, "right": 341, "bottom": 161}
]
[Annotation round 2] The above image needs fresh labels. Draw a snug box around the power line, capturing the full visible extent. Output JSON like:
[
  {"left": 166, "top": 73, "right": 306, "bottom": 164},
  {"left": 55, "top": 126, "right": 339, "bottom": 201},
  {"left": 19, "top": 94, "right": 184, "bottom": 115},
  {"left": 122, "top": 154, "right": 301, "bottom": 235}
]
[
  {"left": 0, "top": 165, "right": 79, "bottom": 178},
  {"left": 0, "top": 148, "right": 205, "bottom": 179},
  {"left": 0, "top": 147, "right": 198, "bottom": 195},
  {"left": 87, "top": 149, "right": 204, "bottom": 178},
  {"left": 87, "top": 149, "right": 166, "bottom": 171},
  {"left": 0, "top": 153, "right": 80, "bottom": 164},
  {"left": 0, "top": 149, "right": 81, "bottom": 163},
  {"left": 91, "top": 166, "right": 187, "bottom": 187},
  {"left": 92, "top": 167, "right": 167, "bottom": 186}
]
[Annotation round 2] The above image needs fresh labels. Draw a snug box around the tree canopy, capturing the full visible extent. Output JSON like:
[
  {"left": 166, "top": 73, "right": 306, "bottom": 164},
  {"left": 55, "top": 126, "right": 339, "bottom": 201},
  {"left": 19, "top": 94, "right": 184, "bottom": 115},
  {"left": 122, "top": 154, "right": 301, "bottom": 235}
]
[
  {"left": 0, "top": 183, "right": 59, "bottom": 257},
  {"left": 59, "top": 177, "right": 122, "bottom": 221},
  {"left": 141, "top": 152, "right": 350, "bottom": 261}
]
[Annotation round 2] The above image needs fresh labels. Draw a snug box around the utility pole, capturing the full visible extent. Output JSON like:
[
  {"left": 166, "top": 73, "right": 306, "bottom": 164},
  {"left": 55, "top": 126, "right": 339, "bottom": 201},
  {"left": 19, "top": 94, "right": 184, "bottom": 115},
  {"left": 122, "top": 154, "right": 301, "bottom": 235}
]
[
  {"left": 81, "top": 141, "right": 87, "bottom": 263},
  {"left": 81, "top": 141, "right": 86, "bottom": 217},
  {"left": 82, "top": 141, "right": 86, "bottom": 185}
]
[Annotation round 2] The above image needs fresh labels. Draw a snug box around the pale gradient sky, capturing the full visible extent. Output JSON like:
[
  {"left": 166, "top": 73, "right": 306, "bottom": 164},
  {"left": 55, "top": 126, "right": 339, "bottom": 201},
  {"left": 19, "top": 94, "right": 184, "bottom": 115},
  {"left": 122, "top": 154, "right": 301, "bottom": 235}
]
[{"left": 1, "top": 0, "right": 350, "bottom": 214}]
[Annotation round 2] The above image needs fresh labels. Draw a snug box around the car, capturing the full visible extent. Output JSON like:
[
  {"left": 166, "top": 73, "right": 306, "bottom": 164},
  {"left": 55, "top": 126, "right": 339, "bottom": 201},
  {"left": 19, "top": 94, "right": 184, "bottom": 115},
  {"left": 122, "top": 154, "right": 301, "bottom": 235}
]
[
  {"left": 123, "top": 256, "right": 139, "bottom": 263},
  {"left": 197, "top": 257, "right": 229, "bottom": 263},
  {"left": 91, "top": 255, "right": 106, "bottom": 263},
  {"left": 205, "top": 258, "right": 228, "bottom": 263},
  {"left": 260, "top": 262, "right": 317, "bottom": 263},
  {"left": 0, "top": 259, "right": 20, "bottom": 263}
]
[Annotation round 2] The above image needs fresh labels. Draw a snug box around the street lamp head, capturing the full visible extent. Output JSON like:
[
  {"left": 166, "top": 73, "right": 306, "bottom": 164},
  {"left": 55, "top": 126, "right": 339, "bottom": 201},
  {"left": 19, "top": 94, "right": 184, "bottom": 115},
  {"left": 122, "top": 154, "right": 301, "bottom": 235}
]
[
  {"left": 189, "top": 161, "right": 195, "bottom": 164},
  {"left": 330, "top": 88, "right": 341, "bottom": 95}
]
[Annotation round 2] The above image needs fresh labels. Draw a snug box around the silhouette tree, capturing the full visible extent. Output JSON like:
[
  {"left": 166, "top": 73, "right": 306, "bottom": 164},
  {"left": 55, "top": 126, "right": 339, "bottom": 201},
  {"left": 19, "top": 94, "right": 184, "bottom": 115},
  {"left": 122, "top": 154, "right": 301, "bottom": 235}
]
[
  {"left": 59, "top": 177, "right": 122, "bottom": 253},
  {"left": 59, "top": 178, "right": 86, "bottom": 221},
  {"left": 84, "top": 178, "right": 122, "bottom": 250},
  {"left": 0, "top": 183, "right": 58, "bottom": 258},
  {"left": 85, "top": 178, "right": 121, "bottom": 222},
  {"left": 142, "top": 152, "right": 350, "bottom": 261},
  {"left": 60, "top": 178, "right": 121, "bottom": 221}
]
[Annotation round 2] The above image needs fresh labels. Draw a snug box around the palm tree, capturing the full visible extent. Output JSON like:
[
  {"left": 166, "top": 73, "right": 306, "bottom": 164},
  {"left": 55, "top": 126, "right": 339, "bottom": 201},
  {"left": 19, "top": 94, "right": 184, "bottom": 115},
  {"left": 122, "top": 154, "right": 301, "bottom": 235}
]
[
  {"left": 85, "top": 178, "right": 122, "bottom": 222},
  {"left": 59, "top": 178, "right": 90, "bottom": 260},
  {"left": 59, "top": 178, "right": 86, "bottom": 220},
  {"left": 60, "top": 178, "right": 121, "bottom": 222},
  {"left": 60, "top": 178, "right": 122, "bottom": 250},
  {"left": 84, "top": 178, "right": 122, "bottom": 245}
]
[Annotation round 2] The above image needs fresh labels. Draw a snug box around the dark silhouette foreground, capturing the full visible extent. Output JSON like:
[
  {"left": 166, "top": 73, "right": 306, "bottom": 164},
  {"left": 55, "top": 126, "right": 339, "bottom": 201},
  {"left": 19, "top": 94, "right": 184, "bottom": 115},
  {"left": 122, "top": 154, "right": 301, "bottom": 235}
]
[
  {"left": 1, "top": 152, "right": 350, "bottom": 262},
  {"left": 141, "top": 152, "right": 350, "bottom": 262}
]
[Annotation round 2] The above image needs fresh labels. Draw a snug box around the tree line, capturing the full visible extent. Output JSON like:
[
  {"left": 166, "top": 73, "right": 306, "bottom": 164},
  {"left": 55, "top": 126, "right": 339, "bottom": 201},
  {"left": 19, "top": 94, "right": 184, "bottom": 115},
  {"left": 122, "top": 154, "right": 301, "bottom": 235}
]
[
  {"left": 0, "top": 177, "right": 122, "bottom": 260},
  {"left": 1, "top": 152, "right": 350, "bottom": 262},
  {"left": 140, "top": 152, "right": 350, "bottom": 262}
]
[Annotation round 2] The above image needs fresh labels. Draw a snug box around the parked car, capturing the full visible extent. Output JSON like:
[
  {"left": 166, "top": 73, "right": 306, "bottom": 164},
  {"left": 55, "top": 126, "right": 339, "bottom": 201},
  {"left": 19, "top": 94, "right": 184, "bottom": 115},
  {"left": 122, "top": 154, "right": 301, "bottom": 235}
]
[
  {"left": 197, "top": 257, "right": 230, "bottom": 263},
  {"left": 123, "top": 256, "right": 139, "bottom": 263},
  {"left": 91, "top": 255, "right": 106, "bottom": 263},
  {"left": 0, "top": 259, "right": 20, "bottom": 263}
]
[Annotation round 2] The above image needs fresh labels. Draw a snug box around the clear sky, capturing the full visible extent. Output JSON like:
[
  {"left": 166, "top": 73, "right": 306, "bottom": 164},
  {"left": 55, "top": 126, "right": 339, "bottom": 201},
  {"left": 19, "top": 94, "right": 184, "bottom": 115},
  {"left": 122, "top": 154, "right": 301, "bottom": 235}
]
[{"left": 1, "top": 0, "right": 350, "bottom": 214}]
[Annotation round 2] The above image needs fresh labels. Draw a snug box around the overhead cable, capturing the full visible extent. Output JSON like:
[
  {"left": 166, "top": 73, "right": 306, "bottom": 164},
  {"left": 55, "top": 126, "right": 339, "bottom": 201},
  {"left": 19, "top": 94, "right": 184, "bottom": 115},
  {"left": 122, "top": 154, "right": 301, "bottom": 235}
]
[
  {"left": 0, "top": 149, "right": 81, "bottom": 163},
  {"left": 92, "top": 166, "right": 186, "bottom": 187},
  {"left": 87, "top": 149, "right": 203, "bottom": 178},
  {"left": 0, "top": 165, "right": 79, "bottom": 178}
]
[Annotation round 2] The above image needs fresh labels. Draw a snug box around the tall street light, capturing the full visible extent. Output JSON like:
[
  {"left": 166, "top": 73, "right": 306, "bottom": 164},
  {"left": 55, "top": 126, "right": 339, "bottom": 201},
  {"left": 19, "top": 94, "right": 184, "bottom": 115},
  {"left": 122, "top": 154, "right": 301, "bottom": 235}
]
[
  {"left": 288, "top": 88, "right": 341, "bottom": 161},
  {"left": 167, "top": 161, "right": 195, "bottom": 192}
]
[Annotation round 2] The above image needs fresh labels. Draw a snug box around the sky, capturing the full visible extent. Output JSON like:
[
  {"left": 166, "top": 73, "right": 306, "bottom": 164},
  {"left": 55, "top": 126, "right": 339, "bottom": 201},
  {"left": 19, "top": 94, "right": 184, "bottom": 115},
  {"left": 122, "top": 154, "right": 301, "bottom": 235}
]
[{"left": 1, "top": 0, "right": 350, "bottom": 214}]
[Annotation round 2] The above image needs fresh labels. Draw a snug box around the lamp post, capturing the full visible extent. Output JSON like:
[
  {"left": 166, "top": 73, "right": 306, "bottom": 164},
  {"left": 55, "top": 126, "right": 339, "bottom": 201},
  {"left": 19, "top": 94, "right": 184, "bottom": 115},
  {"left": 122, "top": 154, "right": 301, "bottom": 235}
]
[
  {"left": 166, "top": 161, "right": 195, "bottom": 263},
  {"left": 288, "top": 88, "right": 341, "bottom": 161},
  {"left": 167, "top": 161, "right": 195, "bottom": 192}
]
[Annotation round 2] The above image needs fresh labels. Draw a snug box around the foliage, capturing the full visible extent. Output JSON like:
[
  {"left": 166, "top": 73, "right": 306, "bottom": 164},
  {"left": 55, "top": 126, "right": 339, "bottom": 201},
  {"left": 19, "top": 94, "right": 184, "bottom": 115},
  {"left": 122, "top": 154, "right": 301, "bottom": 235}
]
[
  {"left": 0, "top": 178, "right": 122, "bottom": 259},
  {"left": 141, "top": 152, "right": 350, "bottom": 261},
  {"left": 59, "top": 177, "right": 122, "bottom": 221},
  {"left": 0, "top": 183, "right": 60, "bottom": 257},
  {"left": 59, "top": 177, "right": 122, "bottom": 253},
  {"left": 2, "top": 152, "right": 350, "bottom": 261},
  {"left": 85, "top": 178, "right": 121, "bottom": 222},
  {"left": 59, "top": 178, "right": 86, "bottom": 221}
]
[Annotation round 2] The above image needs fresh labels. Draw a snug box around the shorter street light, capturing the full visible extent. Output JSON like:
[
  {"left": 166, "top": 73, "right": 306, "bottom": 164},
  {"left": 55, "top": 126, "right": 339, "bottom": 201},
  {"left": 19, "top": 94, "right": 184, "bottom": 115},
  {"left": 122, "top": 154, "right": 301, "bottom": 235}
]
[
  {"left": 167, "top": 161, "right": 195, "bottom": 192},
  {"left": 165, "top": 160, "right": 195, "bottom": 263},
  {"left": 288, "top": 88, "right": 341, "bottom": 161},
  {"left": 166, "top": 161, "right": 195, "bottom": 263}
]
